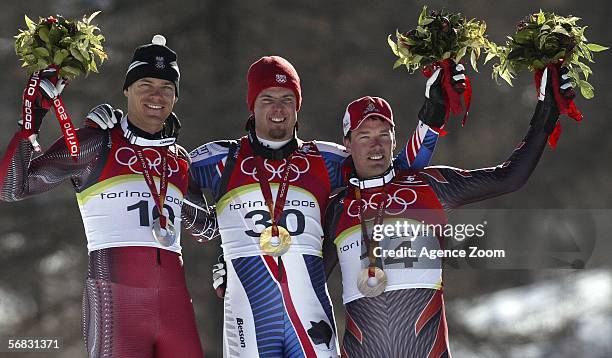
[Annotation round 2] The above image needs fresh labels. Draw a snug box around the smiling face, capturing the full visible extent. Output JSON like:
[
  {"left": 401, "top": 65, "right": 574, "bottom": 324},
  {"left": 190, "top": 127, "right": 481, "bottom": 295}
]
[
  {"left": 252, "top": 87, "right": 298, "bottom": 141},
  {"left": 124, "top": 77, "right": 177, "bottom": 134},
  {"left": 344, "top": 117, "right": 396, "bottom": 179}
]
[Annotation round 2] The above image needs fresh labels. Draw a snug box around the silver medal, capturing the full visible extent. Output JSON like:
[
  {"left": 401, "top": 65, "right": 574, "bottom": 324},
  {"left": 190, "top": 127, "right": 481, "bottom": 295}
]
[{"left": 152, "top": 217, "right": 176, "bottom": 247}]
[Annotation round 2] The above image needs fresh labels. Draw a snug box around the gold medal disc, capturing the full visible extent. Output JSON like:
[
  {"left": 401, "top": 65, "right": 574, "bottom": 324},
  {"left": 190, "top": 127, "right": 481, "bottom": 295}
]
[
  {"left": 260, "top": 225, "right": 292, "bottom": 256},
  {"left": 357, "top": 267, "right": 388, "bottom": 297}
]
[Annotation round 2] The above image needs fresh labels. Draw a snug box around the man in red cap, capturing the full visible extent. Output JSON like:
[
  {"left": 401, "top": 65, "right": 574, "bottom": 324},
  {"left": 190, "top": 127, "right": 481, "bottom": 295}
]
[
  {"left": 322, "top": 68, "right": 574, "bottom": 357},
  {"left": 1, "top": 35, "right": 217, "bottom": 358}
]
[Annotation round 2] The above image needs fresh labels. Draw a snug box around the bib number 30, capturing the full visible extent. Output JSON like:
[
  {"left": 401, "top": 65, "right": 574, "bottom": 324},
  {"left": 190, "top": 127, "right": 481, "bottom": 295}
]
[{"left": 244, "top": 209, "right": 305, "bottom": 237}]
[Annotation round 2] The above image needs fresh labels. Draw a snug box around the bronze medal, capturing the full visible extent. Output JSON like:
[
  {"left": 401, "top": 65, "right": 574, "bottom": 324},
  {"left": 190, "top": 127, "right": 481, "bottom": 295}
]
[
  {"left": 357, "top": 267, "right": 388, "bottom": 297},
  {"left": 353, "top": 182, "right": 391, "bottom": 298}
]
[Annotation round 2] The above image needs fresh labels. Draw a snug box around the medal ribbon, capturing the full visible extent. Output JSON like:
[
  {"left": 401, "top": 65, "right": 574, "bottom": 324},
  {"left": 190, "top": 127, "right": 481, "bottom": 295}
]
[
  {"left": 254, "top": 154, "right": 295, "bottom": 236},
  {"left": 51, "top": 95, "right": 80, "bottom": 160},
  {"left": 355, "top": 186, "right": 388, "bottom": 278},
  {"left": 135, "top": 146, "right": 170, "bottom": 228},
  {"left": 21, "top": 67, "right": 81, "bottom": 159},
  {"left": 21, "top": 71, "right": 40, "bottom": 139}
]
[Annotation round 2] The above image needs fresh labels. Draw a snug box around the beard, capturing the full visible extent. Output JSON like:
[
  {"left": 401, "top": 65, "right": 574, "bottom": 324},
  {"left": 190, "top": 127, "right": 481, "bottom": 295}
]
[{"left": 268, "top": 127, "right": 289, "bottom": 140}]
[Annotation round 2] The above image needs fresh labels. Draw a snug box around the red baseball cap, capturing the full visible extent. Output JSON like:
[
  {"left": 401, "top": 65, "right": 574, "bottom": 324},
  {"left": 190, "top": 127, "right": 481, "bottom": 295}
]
[
  {"left": 247, "top": 56, "right": 302, "bottom": 112},
  {"left": 342, "top": 96, "right": 394, "bottom": 136}
]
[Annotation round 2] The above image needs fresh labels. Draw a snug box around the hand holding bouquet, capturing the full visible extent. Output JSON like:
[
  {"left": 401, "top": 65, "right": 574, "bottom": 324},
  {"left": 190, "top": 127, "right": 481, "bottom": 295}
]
[
  {"left": 14, "top": 12, "right": 107, "bottom": 157},
  {"left": 388, "top": 6, "right": 492, "bottom": 127},
  {"left": 486, "top": 10, "right": 608, "bottom": 147}
]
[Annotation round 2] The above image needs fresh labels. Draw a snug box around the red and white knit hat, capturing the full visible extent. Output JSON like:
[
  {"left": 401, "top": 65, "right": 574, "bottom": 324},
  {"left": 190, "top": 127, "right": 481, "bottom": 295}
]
[{"left": 247, "top": 56, "right": 302, "bottom": 112}]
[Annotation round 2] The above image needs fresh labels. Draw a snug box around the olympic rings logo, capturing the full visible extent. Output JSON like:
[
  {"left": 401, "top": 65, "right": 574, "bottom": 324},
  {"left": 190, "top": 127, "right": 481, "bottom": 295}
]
[
  {"left": 115, "top": 147, "right": 180, "bottom": 177},
  {"left": 346, "top": 188, "right": 418, "bottom": 218},
  {"left": 240, "top": 154, "right": 310, "bottom": 182}
]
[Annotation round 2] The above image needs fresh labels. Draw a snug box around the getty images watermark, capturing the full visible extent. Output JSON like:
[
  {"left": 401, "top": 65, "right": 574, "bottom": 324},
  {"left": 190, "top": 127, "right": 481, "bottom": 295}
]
[
  {"left": 364, "top": 209, "right": 603, "bottom": 270},
  {"left": 371, "top": 220, "right": 507, "bottom": 260}
]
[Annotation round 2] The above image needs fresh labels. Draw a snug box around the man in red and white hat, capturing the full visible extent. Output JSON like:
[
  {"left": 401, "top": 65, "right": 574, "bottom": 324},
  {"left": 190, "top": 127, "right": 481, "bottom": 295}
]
[{"left": 322, "top": 67, "right": 574, "bottom": 357}]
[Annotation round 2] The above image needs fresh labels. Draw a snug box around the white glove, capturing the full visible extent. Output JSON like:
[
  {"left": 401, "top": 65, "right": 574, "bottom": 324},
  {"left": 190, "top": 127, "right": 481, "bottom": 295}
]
[
  {"left": 212, "top": 261, "right": 226, "bottom": 290},
  {"left": 86, "top": 104, "right": 123, "bottom": 129},
  {"left": 212, "top": 255, "right": 227, "bottom": 298},
  {"left": 425, "top": 63, "right": 466, "bottom": 98}
]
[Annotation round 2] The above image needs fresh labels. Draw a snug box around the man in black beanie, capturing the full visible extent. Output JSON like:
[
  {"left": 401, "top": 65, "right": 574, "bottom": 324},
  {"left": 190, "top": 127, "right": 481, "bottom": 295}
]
[{"left": 1, "top": 35, "right": 217, "bottom": 357}]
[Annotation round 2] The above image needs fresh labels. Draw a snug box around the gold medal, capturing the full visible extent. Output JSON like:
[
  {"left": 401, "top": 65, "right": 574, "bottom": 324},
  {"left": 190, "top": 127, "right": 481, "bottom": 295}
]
[
  {"left": 259, "top": 225, "right": 292, "bottom": 256},
  {"left": 152, "top": 217, "right": 176, "bottom": 247},
  {"left": 357, "top": 267, "right": 388, "bottom": 297}
]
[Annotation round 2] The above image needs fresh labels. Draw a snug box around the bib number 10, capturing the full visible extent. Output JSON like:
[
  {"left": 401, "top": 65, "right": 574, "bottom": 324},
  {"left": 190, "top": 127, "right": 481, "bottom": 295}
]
[{"left": 127, "top": 200, "right": 176, "bottom": 227}]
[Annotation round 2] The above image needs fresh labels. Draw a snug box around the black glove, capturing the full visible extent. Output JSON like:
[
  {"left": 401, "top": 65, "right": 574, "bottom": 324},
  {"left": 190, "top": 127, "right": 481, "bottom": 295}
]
[
  {"left": 85, "top": 103, "right": 123, "bottom": 129},
  {"left": 418, "top": 61, "right": 466, "bottom": 128},
  {"left": 530, "top": 66, "right": 572, "bottom": 134},
  {"left": 558, "top": 66, "right": 575, "bottom": 99},
  {"left": 162, "top": 112, "right": 181, "bottom": 139}
]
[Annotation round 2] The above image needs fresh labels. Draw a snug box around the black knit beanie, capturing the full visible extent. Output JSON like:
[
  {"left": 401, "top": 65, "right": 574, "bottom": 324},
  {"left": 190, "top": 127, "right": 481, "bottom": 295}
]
[{"left": 123, "top": 35, "right": 180, "bottom": 96}]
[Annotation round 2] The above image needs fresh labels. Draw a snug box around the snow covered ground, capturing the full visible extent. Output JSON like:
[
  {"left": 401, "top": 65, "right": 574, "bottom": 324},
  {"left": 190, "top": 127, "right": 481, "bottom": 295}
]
[{"left": 448, "top": 270, "right": 612, "bottom": 358}]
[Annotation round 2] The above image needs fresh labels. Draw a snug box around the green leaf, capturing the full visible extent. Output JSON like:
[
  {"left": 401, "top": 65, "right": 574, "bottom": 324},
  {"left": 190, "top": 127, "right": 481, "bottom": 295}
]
[
  {"left": 24, "top": 15, "right": 37, "bottom": 30},
  {"left": 417, "top": 6, "right": 428, "bottom": 26},
  {"left": 420, "top": 18, "right": 434, "bottom": 26},
  {"left": 91, "top": 47, "right": 107, "bottom": 61},
  {"left": 53, "top": 49, "right": 69, "bottom": 65},
  {"left": 537, "top": 11, "right": 545, "bottom": 25},
  {"left": 412, "top": 54, "right": 423, "bottom": 65},
  {"left": 579, "top": 82, "right": 594, "bottom": 99},
  {"left": 24, "top": 54, "right": 36, "bottom": 62},
  {"left": 88, "top": 57, "right": 98, "bottom": 74},
  {"left": 37, "top": 26, "right": 50, "bottom": 44},
  {"left": 586, "top": 43, "right": 609, "bottom": 52},
  {"left": 49, "top": 25, "right": 62, "bottom": 45},
  {"left": 388, "top": 35, "right": 398, "bottom": 55},
  {"left": 454, "top": 46, "right": 467, "bottom": 63},
  {"left": 59, "top": 66, "right": 81, "bottom": 79},
  {"left": 500, "top": 69, "right": 514, "bottom": 86},
  {"left": 552, "top": 26, "right": 570, "bottom": 36},
  {"left": 576, "top": 61, "right": 592, "bottom": 80},
  {"left": 86, "top": 11, "right": 101, "bottom": 24},
  {"left": 393, "top": 58, "right": 404, "bottom": 69},
  {"left": 484, "top": 51, "right": 496, "bottom": 64},
  {"left": 32, "top": 47, "right": 49, "bottom": 57},
  {"left": 531, "top": 59, "right": 545, "bottom": 69},
  {"left": 69, "top": 47, "right": 84, "bottom": 62},
  {"left": 35, "top": 58, "right": 49, "bottom": 71},
  {"left": 470, "top": 49, "right": 478, "bottom": 72}
]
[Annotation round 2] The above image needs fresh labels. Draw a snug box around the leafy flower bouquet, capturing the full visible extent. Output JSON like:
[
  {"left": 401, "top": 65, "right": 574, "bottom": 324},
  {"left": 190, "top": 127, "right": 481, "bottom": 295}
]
[
  {"left": 14, "top": 12, "right": 107, "bottom": 158},
  {"left": 388, "top": 6, "right": 492, "bottom": 127},
  {"left": 486, "top": 11, "right": 607, "bottom": 147}
]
